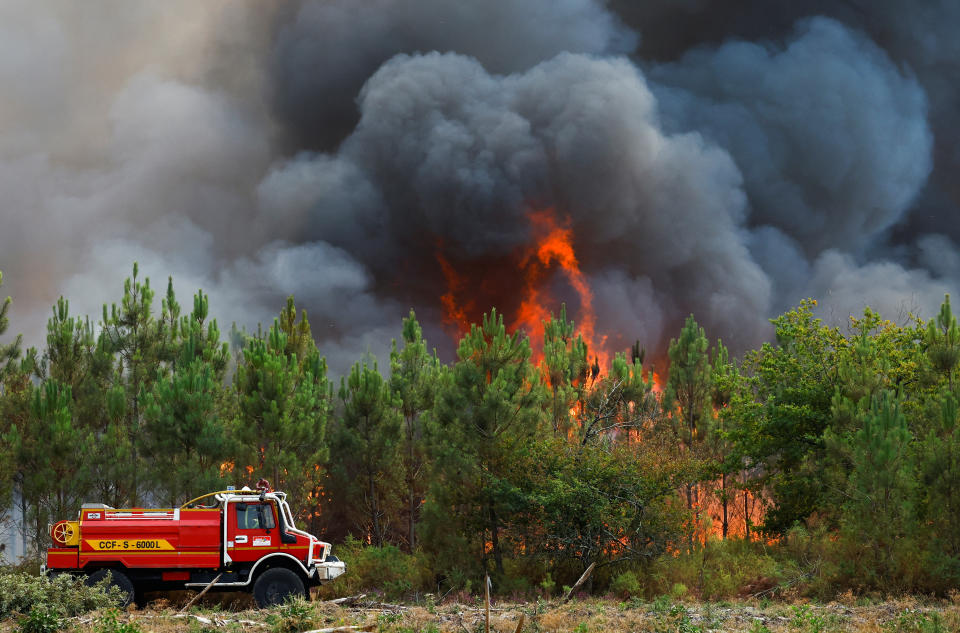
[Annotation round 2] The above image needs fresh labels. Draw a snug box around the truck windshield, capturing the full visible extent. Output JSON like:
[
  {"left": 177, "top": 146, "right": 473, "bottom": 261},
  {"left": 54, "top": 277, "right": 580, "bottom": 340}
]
[{"left": 236, "top": 503, "right": 276, "bottom": 530}]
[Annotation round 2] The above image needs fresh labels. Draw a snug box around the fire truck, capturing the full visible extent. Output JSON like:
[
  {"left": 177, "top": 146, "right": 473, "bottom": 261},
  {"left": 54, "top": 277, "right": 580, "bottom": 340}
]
[{"left": 42, "top": 486, "right": 346, "bottom": 607}]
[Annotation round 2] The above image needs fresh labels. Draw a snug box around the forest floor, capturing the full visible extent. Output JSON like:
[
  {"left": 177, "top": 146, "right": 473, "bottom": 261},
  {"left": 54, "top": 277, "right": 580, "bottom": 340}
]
[{"left": 2, "top": 594, "right": 958, "bottom": 633}]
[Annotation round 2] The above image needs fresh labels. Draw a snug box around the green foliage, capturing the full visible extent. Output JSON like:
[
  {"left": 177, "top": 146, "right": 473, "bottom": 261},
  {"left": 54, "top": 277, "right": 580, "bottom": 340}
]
[
  {"left": 925, "top": 295, "right": 960, "bottom": 388},
  {"left": 16, "top": 604, "right": 62, "bottom": 633},
  {"left": 830, "top": 392, "right": 917, "bottom": 590},
  {"left": 542, "top": 304, "right": 589, "bottom": 436},
  {"left": 389, "top": 310, "right": 438, "bottom": 550},
  {"left": 94, "top": 609, "right": 144, "bottom": 633},
  {"left": 321, "top": 536, "right": 431, "bottom": 600},
  {"left": 731, "top": 300, "right": 843, "bottom": 534},
  {"left": 330, "top": 361, "right": 403, "bottom": 546},
  {"left": 609, "top": 571, "right": 641, "bottom": 597},
  {"left": 886, "top": 609, "right": 947, "bottom": 633},
  {"left": 9, "top": 261, "right": 960, "bottom": 600},
  {"left": 0, "top": 270, "right": 23, "bottom": 374},
  {"left": 5, "top": 379, "right": 91, "bottom": 554},
  {"left": 267, "top": 597, "right": 317, "bottom": 633},
  {"left": 0, "top": 571, "right": 123, "bottom": 620},
  {"left": 532, "top": 439, "right": 684, "bottom": 574},
  {"left": 424, "top": 309, "right": 545, "bottom": 579},
  {"left": 663, "top": 314, "right": 713, "bottom": 452},
  {"left": 234, "top": 300, "right": 329, "bottom": 518},
  {"left": 141, "top": 289, "right": 235, "bottom": 505}
]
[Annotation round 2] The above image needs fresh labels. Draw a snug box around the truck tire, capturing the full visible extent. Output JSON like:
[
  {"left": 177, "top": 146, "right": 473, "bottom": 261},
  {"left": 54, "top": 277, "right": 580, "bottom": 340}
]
[
  {"left": 253, "top": 568, "right": 305, "bottom": 608},
  {"left": 86, "top": 569, "right": 136, "bottom": 607}
]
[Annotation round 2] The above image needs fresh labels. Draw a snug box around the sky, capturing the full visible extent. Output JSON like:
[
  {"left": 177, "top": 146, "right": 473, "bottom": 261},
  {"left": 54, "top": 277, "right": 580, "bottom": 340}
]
[{"left": 1, "top": 0, "right": 957, "bottom": 373}]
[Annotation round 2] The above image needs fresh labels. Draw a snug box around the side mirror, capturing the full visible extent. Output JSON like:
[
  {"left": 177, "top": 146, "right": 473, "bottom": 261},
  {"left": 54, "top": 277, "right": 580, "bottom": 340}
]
[{"left": 257, "top": 505, "right": 270, "bottom": 532}]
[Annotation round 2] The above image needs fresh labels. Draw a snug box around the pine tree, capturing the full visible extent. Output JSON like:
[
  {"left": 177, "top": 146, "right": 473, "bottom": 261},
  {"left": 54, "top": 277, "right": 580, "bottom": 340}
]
[
  {"left": 234, "top": 302, "right": 329, "bottom": 523},
  {"left": 5, "top": 380, "right": 92, "bottom": 554},
  {"left": 0, "top": 270, "right": 25, "bottom": 534},
  {"left": 389, "top": 310, "right": 438, "bottom": 551},
  {"left": 100, "top": 263, "right": 175, "bottom": 505},
  {"left": 330, "top": 361, "right": 403, "bottom": 546},
  {"left": 578, "top": 351, "right": 654, "bottom": 447},
  {"left": 926, "top": 294, "right": 960, "bottom": 390},
  {"left": 662, "top": 315, "right": 713, "bottom": 514},
  {"left": 425, "top": 309, "right": 545, "bottom": 578},
  {"left": 706, "top": 340, "right": 738, "bottom": 539},
  {"left": 142, "top": 343, "right": 234, "bottom": 506},
  {"left": 0, "top": 271, "right": 22, "bottom": 376},
  {"left": 542, "top": 304, "right": 589, "bottom": 436},
  {"left": 839, "top": 391, "right": 916, "bottom": 588},
  {"left": 916, "top": 392, "right": 960, "bottom": 581}
]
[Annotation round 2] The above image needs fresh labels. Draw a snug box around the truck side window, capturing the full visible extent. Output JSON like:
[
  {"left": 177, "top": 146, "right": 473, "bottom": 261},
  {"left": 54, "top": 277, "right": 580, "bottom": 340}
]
[{"left": 236, "top": 503, "right": 275, "bottom": 530}]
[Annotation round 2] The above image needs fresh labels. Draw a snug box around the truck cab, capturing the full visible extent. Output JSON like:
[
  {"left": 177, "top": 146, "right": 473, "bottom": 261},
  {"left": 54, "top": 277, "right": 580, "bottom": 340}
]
[{"left": 44, "top": 488, "right": 346, "bottom": 608}]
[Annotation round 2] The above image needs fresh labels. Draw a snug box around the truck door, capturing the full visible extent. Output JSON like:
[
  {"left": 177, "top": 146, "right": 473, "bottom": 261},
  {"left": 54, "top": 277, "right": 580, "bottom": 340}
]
[{"left": 226, "top": 500, "right": 277, "bottom": 564}]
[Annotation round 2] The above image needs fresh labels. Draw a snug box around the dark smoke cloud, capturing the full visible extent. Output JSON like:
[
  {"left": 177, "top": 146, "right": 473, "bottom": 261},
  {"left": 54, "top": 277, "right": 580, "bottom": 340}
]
[
  {"left": 270, "top": 0, "right": 637, "bottom": 149},
  {"left": 1, "top": 0, "right": 957, "bottom": 374}
]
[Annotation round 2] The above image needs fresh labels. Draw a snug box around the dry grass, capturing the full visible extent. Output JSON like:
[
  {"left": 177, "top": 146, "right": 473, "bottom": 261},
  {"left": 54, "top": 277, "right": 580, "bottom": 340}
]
[{"left": 1, "top": 595, "right": 958, "bottom": 632}]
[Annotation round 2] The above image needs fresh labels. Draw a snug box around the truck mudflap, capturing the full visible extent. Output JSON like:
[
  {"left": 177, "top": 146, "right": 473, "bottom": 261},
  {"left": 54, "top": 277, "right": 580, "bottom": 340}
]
[{"left": 313, "top": 558, "right": 346, "bottom": 582}]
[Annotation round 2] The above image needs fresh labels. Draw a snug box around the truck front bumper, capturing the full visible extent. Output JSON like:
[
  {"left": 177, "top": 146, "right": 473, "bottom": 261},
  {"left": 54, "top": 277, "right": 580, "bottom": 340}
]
[{"left": 312, "top": 559, "right": 346, "bottom": 582}]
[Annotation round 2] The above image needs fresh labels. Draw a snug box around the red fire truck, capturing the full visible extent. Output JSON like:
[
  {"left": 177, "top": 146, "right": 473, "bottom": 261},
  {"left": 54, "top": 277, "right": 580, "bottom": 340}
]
[{"left": 43, "top": 487, "right": 346, "bottom": 607}]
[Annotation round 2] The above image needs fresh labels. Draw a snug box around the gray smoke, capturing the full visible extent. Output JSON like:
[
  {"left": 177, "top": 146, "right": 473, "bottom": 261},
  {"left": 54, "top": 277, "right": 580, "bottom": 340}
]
[{"left": 0, "top": 0, "right": 957, "bottom": 374}]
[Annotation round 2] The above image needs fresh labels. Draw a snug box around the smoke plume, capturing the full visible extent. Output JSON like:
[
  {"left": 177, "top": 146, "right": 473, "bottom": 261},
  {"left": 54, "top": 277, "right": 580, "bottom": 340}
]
[{"left": 1, "top": 0, "right": 956, "bottom": 372}]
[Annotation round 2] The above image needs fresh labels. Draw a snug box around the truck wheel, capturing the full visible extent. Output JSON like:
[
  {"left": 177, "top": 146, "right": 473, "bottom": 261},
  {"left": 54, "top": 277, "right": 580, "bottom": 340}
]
[
  {"left": 86, "top": 569, "right": 136, "bottom": 607},
  {"left": 253, "top": 568, "right": 305, "bottom": 608}
]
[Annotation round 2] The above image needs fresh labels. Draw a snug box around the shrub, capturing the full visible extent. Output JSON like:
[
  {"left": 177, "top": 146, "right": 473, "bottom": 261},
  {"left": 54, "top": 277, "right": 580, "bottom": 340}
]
[
  {"left": 315, "top": 536, "right": 431, "bottom": 600},
  {"left": 609, "top": 571, "right": 641, "bottom": 598},
  {"left": 94, "top": 609, "right": 144, "bottom": 633},
  {"left": 0, "top": 570, "right": 124, "bottom": 620},
  {"left": 268, "top": 597, "right": 319, "bottom": 633},
  {"left": 16, "top": 604, "right": 62, "bottom": 633}
]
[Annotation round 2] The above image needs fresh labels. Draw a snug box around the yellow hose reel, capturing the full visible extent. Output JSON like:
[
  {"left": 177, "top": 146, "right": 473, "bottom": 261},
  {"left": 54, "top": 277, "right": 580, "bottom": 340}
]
[{"left": 51, "top": 520, "right": 80, "bottom": 547}]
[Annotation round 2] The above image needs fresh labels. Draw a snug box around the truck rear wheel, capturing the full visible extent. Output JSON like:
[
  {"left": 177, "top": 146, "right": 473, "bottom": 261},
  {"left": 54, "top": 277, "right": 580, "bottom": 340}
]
[
  {"left": 86, "top": 569, "right": 136, "bottom": 607},
  {"left": 253, "top": 568, "right": 305, "bottom": 608}
]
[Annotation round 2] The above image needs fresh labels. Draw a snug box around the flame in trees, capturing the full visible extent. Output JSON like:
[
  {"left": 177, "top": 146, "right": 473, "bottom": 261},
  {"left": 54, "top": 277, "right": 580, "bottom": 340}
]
[
  {"left": 436, "top": 208, "right": 611, "bottom": 369},
  {"left": 517, "top": 209, "right": 608, "bottom": 369}
]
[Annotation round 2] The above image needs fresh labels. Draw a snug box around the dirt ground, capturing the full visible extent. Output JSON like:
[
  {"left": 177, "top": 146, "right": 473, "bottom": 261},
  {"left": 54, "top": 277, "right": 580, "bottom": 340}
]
[{"left": 4, "top": 594, "right": 956, "bottom": 633}]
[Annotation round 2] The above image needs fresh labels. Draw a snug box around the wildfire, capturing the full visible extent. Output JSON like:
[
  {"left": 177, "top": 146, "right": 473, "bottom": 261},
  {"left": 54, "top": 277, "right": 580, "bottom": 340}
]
[
  {"left": 516, "top": 210, "right": 608, "bottom": 369},
  {"left": 437, "top": 208, "right": 612, "bottom": 371}
]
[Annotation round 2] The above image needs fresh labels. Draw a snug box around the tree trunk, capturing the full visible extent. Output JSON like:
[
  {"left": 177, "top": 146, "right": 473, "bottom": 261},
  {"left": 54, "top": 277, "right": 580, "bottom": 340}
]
[
  {"left": 743, "top": 482, "right": 750, "bottom": 541},
  {"left": 489, "top": 505, "right": 504, "bottom": 576},
  {"left": 369, "top": 471, "right": 381, "bottom": 547},
  {"left": 721, "top": 472, "right": 728, "bottom": 539},
  {"left": 407, "top": 420, "right": 416, "bottom": 551}
]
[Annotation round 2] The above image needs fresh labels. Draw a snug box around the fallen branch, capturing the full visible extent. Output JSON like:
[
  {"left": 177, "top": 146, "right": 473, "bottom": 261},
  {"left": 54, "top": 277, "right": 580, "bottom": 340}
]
[
  {"left": 168, "top": 613, "right": 267, "bottom": 627},
  {"left": 179, "top": 573, "right": 222, "bottom": 612},
  {"left": 326, "top": 593, "right": 367, "bottom": 606},
  {"left": 514, "top": 613, "right": 525, "bottom": 633},
  {"left": 563, "top": 563, "right": 596, "bottom": 604},
  {"left": 359, "top": 600, "right": 407, "bottom": 610}
]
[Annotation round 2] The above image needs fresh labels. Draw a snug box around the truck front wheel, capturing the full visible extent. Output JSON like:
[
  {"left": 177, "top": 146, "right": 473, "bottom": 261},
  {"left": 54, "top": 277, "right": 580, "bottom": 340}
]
[
  {"left": 253, "top": 568, "right": 305, "bottom": 608},
  {"left": 86, "top": 569, "right": 136, "bottom": 607}
]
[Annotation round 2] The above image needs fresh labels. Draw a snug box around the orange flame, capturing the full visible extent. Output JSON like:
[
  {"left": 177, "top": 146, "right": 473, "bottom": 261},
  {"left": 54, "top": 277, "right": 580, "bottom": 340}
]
[
  {"left": 514, "top": 209, "right": 609, "bottom": 369},
  {"left": 437, "top": 247, "right": 471, "bottom": 334},
  {"left": 436, "top": 208, "right": 612, "bottom": 371}
]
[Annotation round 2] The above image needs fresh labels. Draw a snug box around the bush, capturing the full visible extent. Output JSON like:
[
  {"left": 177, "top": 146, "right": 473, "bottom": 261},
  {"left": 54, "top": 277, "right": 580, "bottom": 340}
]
[
  {"left": 609, "top": 571, "right": 641, "bottom": 598},
  {"left": 17, "top": 604, "right": 62, "bottom": 633},
  {"left": 0, "top": 570, "right": 124, "bottom": 620},
  {"left": 94, "top": 609, "right": 144, "bottom": 633},
  {"left": 646, "top": 538, "right": 786, "bottom": 600},
  {"left": 315, "top": 536, "right": 432, "bottom": 600},
  {"left": 266, "top": 597, "right": 318, "bottom": 633}
]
